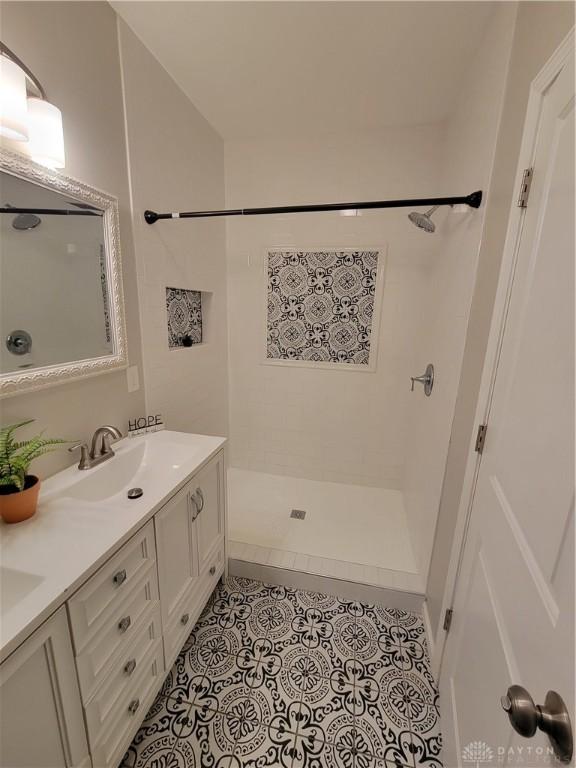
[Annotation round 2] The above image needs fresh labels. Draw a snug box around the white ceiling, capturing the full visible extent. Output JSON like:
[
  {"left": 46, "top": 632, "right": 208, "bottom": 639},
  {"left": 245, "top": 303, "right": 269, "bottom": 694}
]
[{"left": 113, "top": 1, "right": 497, "bottom": 140}]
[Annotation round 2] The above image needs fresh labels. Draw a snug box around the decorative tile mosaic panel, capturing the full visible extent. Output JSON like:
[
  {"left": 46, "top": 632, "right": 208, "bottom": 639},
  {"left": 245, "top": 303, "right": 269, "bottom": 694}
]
[
  {"left": 266, "top": 250, "right": 380, "bottom": 366},
  {"left": 166, "top": 287, "right": 202, "bottom": 349},
  {"left": 122, "top": 577, "right": 443, "bottom": 768}
]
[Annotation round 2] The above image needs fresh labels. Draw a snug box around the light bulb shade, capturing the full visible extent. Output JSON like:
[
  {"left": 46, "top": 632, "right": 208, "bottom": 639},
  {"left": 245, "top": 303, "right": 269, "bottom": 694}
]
[
  {"left": 27, "top": 97, "right": 65, "bottom": 169},
  {"left": 0, "top": 56, "right": 29, "bottom": 141}
]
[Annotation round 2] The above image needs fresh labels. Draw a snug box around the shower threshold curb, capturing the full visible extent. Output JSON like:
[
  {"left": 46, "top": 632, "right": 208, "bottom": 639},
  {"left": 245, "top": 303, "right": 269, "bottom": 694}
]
[{"left": 227, "top": 540, "right": 425, "bottom": 614}]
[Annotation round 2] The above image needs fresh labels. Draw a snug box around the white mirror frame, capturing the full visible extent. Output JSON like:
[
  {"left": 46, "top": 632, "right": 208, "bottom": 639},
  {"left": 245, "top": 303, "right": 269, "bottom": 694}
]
[{"left": 0, "top": 149, "right": 127, "bottom": 398}]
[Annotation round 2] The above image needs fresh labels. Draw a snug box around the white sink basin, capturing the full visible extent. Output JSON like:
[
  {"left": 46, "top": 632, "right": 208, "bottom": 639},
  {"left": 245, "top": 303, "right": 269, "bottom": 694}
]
[
  {"left": 64, "top": 441, "right": 147, "bottom": 502},
  {"left": 43, "top": 430, "right": 214, "bottom": 504},
  {"left": 0, "top": 567, "right": 44, "bottom": 614}
]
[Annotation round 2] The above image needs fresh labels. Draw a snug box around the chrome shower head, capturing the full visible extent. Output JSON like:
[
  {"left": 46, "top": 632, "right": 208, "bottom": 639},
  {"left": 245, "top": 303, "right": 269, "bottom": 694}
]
[
  {"left": 12, "top": 212, "right": 41, "bottom": 230},
  {"left": 408, "top": 205, "right": 438, "bottom": 233}
]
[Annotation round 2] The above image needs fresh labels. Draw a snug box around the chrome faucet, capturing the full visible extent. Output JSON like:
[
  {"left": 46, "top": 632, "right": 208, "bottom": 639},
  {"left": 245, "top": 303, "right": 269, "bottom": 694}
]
[{"left": 69, "top": 425, "right": 123, "bottom": 470}]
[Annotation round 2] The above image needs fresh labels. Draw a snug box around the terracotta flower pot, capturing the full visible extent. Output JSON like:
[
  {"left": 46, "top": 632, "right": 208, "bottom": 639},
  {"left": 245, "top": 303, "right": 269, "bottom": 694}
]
[{"left": 0, "top": 475, "right": 41, "bottom": 524}]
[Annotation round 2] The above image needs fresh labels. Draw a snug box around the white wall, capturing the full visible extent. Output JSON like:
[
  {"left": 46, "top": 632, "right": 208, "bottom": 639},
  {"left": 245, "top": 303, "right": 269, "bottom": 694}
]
[
  {"left": 117, "top": 21, "right": 229, "bottom": 439},
  {"left": 0, "top": 1, "right": 145, "bottom": 476},
  {"left": 225, "top": 125, "right": 445, "bottom": 487},
  {"left": 402, "top": 3, "right": 518, "bottom": 579},
  {"left": 426, "top": 0, "right": 575, "bottom": 639}
]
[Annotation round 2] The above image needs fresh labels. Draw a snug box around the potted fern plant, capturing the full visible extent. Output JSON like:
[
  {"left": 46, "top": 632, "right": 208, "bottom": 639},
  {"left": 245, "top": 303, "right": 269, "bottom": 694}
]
[{"left": 0, "top": 420, "right": 67, "bottom": 524}]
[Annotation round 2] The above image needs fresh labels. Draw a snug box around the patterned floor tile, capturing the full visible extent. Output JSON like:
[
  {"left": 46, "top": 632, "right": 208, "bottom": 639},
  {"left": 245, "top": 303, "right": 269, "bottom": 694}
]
[
  {"left": 120, "top": 695, "right": 194, "bottom": 767},
  {"left": 173, "top": 703, "right": 238, "bottom": 767},
  {"left": 232, "top": 721, "right": 296, "bottom": 767},
  {"left": 292, "top": 588, "right": 350, "bottom": 619},
  {"left": 124, "top": 577, "right": 442, "bottom": 768},
  {"left": 407, "top": 728, "right": 443, "bottom": 768}
]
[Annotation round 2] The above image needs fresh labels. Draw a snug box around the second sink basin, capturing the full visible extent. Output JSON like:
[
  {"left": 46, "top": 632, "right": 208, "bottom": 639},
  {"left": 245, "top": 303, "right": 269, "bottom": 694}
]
[{"left": 0, "top": 567, "right": 44, "bottom": 614}]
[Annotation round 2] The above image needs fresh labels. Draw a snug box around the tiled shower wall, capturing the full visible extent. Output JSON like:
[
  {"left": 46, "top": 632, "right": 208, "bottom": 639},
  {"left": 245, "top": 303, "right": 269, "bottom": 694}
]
[
  {"left": 119, "top": 22, "right": 229, "bottom": 438},
  {"left": 225, "top": 125, "right": 445, "bottom": 488},
  {"left": 402, "top": 3, "right": 518, "bottom": 582}
]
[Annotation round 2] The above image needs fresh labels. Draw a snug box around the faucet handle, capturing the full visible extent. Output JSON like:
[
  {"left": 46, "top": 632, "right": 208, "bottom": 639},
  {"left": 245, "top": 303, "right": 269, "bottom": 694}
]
[{"left": 69, "top": 442, "right": 91, "bottom": 470}]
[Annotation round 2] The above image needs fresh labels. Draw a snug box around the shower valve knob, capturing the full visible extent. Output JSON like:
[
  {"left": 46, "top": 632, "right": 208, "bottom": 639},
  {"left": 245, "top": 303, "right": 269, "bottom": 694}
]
[{"left": 410, "top": 364, "right": 434, "bottom": 396}]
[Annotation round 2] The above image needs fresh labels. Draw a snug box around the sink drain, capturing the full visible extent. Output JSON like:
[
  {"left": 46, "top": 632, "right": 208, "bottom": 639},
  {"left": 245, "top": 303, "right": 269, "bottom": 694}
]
[{"left": 127, "top": 487, "right": 143, "bottom": 499}]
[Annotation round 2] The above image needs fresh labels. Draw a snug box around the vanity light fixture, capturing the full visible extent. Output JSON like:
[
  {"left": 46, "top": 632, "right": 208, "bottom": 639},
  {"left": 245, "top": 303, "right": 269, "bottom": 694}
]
[{"left": 0, "top": 42, "right": 65, "bottom": 169}]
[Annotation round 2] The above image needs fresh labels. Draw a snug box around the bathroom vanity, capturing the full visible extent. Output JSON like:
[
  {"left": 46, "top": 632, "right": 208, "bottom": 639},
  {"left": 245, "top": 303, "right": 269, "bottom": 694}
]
[{"left": 0, "top": 430, "right": 227, "bottom": 768}]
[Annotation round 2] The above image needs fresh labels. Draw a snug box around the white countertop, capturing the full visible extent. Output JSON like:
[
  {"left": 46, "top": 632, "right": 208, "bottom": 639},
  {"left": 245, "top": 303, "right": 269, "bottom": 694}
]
[{"left": 0, "top": 430, "right": 226, "bottom": 663}]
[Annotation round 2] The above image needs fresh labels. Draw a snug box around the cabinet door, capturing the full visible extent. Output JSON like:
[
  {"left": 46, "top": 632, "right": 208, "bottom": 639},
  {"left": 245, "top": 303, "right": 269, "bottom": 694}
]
[
  {"left": 191, "top": 451, "right": 225, "bottom": 572},
  {"left": 154, "top": 483, "right": 199, "bottom": 627},
  {"left": 0, "top": 607, "right": 90, "bottom": 768}
]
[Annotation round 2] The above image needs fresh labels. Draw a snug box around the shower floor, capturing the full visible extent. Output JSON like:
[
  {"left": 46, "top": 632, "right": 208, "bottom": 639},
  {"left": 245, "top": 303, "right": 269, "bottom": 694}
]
[{"left": 227, "top": 468, "right": 423, "bottom": 601}]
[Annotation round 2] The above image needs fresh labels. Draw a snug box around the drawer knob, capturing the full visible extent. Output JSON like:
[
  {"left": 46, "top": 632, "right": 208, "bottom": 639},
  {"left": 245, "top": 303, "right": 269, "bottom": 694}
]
[
  {"left": 113, "top": 569, "right": 127, "bottom": 586},
  {"left": 209, "top": 566, "right": 216, "bottom": 576},
  {"left": 181, "top": 613, "right": 190, "bottom": 625},
  {"left": 128, "top": 699, "right": 140, "bottom": 715},
  {"left": 118, "top": 616, "right": 131, "bottom": 633},
  {"left": 124, "top": 658, "right": 137, "bottom": 676},
  {"left": 195, "top": 488, "right": 204, "bottom": 512}
]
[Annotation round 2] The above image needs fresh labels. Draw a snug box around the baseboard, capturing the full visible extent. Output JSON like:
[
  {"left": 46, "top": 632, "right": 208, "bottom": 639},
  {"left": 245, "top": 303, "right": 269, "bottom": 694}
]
[
  {"left": 228, "top": 557, "right": 425, "bottom": 614},
  {"left": 422, "top": 599, "right": 436, "bottom": 661}
]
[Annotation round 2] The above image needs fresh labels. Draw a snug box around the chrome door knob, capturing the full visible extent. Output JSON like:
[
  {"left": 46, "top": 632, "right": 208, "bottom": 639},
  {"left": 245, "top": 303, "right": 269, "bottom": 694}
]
[{"left": 501, "top": 685, "right": 573, "bottom": 763}]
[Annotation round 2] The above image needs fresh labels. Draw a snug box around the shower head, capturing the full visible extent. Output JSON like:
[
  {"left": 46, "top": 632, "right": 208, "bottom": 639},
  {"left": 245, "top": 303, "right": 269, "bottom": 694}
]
[
  {"left": 408, "top": 205, "right": 439, "bottom": 233},
  {"left": 12, "top": 212, "right": 41, "bottom": 230}
]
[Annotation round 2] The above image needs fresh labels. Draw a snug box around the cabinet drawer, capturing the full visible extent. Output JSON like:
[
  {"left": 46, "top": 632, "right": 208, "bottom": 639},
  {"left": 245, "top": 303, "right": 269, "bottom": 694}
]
[
  {"left": 163, "top": 541, "right": 225, "bottom": 669},
  {"left": 69, "top": 521, "right": 156, "bottom": 652},
  {"left": 82, "top": 602, "right": 162, "bottom": 710},
  {"left": 84, "top": 605, "right": 162, "bottom": 741},
  {"left": 75, "top": 568, "right": 159, "bottom": 702},
  {"left": 89, "top": 641, "right": 163, "bottom": 768}
]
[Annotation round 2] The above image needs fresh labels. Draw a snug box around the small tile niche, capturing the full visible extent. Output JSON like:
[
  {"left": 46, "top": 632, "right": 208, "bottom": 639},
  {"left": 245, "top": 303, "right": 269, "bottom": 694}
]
[{"left": 166, "top": 287, "right": 202, "bottom": 349}]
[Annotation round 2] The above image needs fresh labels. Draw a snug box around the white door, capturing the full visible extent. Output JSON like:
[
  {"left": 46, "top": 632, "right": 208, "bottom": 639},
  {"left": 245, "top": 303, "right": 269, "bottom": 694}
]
[{"left": 440, "top": 35, "right": 574, "bottom": 768}]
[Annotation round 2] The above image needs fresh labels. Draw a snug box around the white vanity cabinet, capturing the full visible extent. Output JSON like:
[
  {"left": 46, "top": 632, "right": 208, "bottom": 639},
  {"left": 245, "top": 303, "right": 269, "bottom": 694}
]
[
  {"left": 156, "top": 450, "right": 226, "bottom": 668},
  {"left": 0, "top": 442, "right": 227, "bottom": 768},
  {"left": 0, "top": 606, "right": 90, "bottom": 768}
]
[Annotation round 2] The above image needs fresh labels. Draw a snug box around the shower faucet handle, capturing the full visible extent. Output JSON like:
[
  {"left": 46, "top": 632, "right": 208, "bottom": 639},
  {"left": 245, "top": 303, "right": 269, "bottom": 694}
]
[{"left": 410, "top": 364, "right": 434, "bottom": 396}]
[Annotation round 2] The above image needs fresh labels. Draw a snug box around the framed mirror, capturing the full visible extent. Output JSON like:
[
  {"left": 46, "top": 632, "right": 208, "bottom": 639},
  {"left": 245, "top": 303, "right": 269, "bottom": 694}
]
[{"left": 0, "top": 149, "right": 127, "bottom": 397}]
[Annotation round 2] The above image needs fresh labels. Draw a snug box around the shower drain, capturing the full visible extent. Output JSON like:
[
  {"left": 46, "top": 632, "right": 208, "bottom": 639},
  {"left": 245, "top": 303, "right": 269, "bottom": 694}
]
[{"left": 290, "top": 509, "right": 306, "bottom": 520}]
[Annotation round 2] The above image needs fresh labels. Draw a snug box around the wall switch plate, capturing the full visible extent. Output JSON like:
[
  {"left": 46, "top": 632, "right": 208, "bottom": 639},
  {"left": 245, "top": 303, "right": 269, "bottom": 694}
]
[{"left": 127, "top": 365, "right": 140, "bottom": 392}]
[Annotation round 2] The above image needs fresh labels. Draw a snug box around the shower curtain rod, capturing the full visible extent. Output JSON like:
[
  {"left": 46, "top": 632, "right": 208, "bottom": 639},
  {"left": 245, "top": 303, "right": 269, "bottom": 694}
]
[
  {"left": 144, "top": 189, "right": 482, "bottom": 224},
  {"left": 0, "top": 207, "right": 101, "bottom": 217}
]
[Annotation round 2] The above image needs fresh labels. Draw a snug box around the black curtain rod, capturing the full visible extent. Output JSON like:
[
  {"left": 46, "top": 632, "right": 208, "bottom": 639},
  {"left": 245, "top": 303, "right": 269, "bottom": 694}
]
[
  {"left": 0, "top": 207, "right": 101, "bottom": 217},
  {"left": 144, "top": 190, "right": 482, "bottom": 225}
]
